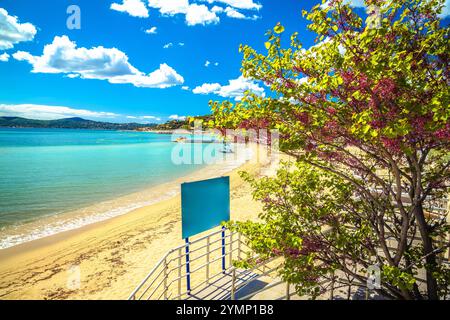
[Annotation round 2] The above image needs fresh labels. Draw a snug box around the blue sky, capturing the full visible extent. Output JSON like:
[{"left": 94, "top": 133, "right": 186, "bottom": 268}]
[{"left": 0, "top": 0, "right": 448, "bottom": 123}]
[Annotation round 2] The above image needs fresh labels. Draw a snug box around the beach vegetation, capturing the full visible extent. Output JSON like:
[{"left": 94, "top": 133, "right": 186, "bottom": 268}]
[{"left": 210, "top": 0, "right": 450, "bottom": 299}]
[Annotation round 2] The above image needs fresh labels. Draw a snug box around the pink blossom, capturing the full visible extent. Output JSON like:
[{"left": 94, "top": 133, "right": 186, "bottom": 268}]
[
  {"left": 295, "top": 111, "right": 311, "bottom": 125},
  {"left": 381, "top": 137, "right": 402, "bottom": 154},
  {"left": 435, "top": 124, "right": 450, "bottom": 140},
  {"left": 326, "top": 107, "right": 337, "bottom": 115},
  {"left": 373, "top": 78, "right": 398, "bottom": 101}
]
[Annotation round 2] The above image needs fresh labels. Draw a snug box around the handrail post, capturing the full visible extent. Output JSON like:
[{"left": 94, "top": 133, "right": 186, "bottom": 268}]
[
  {"left": 229, "top": 232, "right": 233, "bottom": 269},
  {"left": 286, "top": 282, "right": 290, "bottom": 300},
  {"left": 231, "top": 268, "right": 236, "bottom": 300},
  {"left": 185, "top": 238, "right": 191, "bottom": 296},
  {"left": 237, "top": 232, "right": 242, "bottom": 260},
  {"left": 206, "top": 236, "right": 210, "bottom": 284},
  {"left": 221, "top": 226, "right": 226, "bottom": 273},
  {"left": 163, "top": 257, "right": 168, "bottom": 300},
  {"left": 178, "top": 247, "right": 182, "bottom": 300}
]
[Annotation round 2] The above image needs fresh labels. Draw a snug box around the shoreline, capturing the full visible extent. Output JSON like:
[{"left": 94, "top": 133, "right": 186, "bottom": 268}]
[
  {"left": 0, "top": 143, "right": 276, "bottom": 300},
  {"left": 0, "top": 139, "right": 250, "bottom": 250},
  {"left": 0, "top": 142, "right": 252, "bottom": 250},
  {"left": 0, "top": 151, "right": 247, "bottom": 254}
]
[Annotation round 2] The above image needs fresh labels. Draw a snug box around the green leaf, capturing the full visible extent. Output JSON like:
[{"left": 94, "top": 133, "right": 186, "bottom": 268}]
[{"left": 274, "top": 24, "right": 285, "bottom": 34}]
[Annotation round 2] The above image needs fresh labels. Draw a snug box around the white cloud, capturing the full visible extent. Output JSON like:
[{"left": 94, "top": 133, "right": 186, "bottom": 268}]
[
  {"left": 0, "top": 52, "right": 10, "bottom": 62},
  {"left": 126, "top": 115, "right": 161, "bottom": 121},
  {"left": 181, "top": 86, "right": 190, "bottom": 90},
  {"left": 0, "top": 104, "right": 166, "bottom": 123},
  {"left": 224, "top": 6, "right": 259, "bottom": 20},
  {"left": 0, "top": 104, "right": 119, "bottom": 120},
  {"left": 320, "top": 0, "right": 365, "bottom": 9},
  {"left": 186, "top": 4, "right": 220, "bottom": 26},
  {"left": 204, "top": 60, "right": 219, "bottom": 67},
  {"left": 142, "top": 115, "right": 161, "bottom": 121},
  {"left": 346, "top": 0, "right": 365, "bottom": 8},
  {"left": 193, "top": 82, "right": 221, "bottom": 94},
  {"left": 148, "top": 0, "right": 221, "bottom": 26},
  {"left": 203, "top": 0, "right": 262, "bottom": 10},
  {"left": 211, "top": 6, "right": 224, "bottom": 13},
  {"left": 13, "top": 35, "right": 184, "bottom": 89},
  {"left": 148, "top": 0, "right": 262, "bottom": 14},
  {"left": 164, "top": 42, "right": 185, "bottom": 49},
  {"left": 319, "top": 0, "right": 448, "bottom": 17},
  {"left": 148, "top": 0, "right": 190, "bottom": 15},
  {"left": 111, "top": 0, "right": 149, "bottom": 18},
  {"left": 319, "top": 0, "right": 449, "bottom": 18},
  {"left": 146, "top": 0, "right": 261, "bottom": 25},
  {"left": 169, "top": 114, "right": 187, "bottom": 121},
  {"left": 109, "top": 63, "right": 184, "bottom": 88},
  {"left": 0, "top": 8, "right": 37, "bottom": 50},
  {"left": 225, "top": 7, "right": 247, "bottom": 19},
  {"left": 145, "top": 26, "right": 157, "bottom": 34},
  {"left": 298, "top": 77, "right": 308, "bottom": 84},
  {"left": 193, "top": 76, "right": 265, "bottom": 100}
]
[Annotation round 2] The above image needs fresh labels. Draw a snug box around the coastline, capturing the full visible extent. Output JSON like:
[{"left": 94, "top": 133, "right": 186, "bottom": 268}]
[
  {"left": 0, "top": 146, "right": 246, "bottom": 250},
  {"left": 0, "top": 143, "right": 278, "bottom": 300}
]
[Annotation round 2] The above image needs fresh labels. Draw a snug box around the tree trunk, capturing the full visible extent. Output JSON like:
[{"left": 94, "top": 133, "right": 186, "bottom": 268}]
[
  {"left": 413, "top": 203, "right": 439, "bottom": 300},
  {"left": 405, "top": 255, "right": 424, "bottom": 299}
]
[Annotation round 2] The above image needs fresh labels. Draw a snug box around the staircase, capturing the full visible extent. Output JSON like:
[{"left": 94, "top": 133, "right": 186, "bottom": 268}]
[{"left": 128, "top": 227, "right": 284, "bottom": 300}]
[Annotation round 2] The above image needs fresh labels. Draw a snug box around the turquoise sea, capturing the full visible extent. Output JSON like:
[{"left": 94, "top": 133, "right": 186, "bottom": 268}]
[{"left": 0, "top": 128, "right": 238, "bottom": 249}]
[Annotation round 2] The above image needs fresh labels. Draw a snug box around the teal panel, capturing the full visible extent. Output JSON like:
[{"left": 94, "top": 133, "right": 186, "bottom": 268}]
[{"left": 181, "top": 176, "right": 230, "bottom": 239}]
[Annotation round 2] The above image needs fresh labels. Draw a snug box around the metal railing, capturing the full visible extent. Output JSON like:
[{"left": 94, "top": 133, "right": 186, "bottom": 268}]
[
  {"left": 129, "top": 194, "right": 448, "bottom": 301},
  {"left": 129, "top": 227, "right": 256, "bottom": 300}
]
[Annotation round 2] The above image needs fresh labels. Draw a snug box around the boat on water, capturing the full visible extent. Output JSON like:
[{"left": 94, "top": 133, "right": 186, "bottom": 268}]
[
  {"left": 172, "top": 136, "right": 219, "bottom": 143},
  {"left": 174, "top": 137, "right": 188, "bottom": 143}
]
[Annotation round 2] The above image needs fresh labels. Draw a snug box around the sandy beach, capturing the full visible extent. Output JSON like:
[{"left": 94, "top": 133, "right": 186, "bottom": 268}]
[{"left": 0, "top": 143, "right": 280, "bottom": 300}]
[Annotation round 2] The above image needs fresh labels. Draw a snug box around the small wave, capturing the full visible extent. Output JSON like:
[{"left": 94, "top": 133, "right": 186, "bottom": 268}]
[{"left": 0, "top": 189, "right": 178, "bottom": 250}]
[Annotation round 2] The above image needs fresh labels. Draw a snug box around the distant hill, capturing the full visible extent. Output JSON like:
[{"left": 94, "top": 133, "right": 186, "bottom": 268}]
[
  {"left": 137, "top": 115, "right": 213, "bottom": 132},
  {"left": 0, "top": 117, "right": 158, "bottom": 130}
]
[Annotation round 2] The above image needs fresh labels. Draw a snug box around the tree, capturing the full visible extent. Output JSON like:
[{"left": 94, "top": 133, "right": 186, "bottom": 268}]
[{"left": 210, "top": 0, "right": 450, "bottom": 299}]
